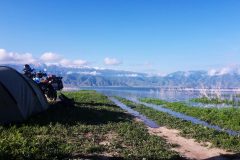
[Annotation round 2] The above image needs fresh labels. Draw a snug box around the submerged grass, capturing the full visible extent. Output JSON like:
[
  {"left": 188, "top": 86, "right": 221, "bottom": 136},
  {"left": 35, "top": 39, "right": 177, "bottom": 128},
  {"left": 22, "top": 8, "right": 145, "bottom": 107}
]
[
  {"left": 0, "top": 90, "right": 182, "bottom": 160},
  {"left": 141, "top": 98, "right": 240, "bottom": 131},
  {"left": 116, "top": 97, "right": 240, "bottom": 152}
]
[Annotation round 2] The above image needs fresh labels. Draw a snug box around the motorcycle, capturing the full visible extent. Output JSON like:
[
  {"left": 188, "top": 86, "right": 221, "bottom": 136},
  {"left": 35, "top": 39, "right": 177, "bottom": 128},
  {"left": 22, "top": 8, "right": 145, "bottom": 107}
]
[
  {"left": 33, "top": 71, "right": 58, "bottom": 102},
  {"left": 23, "top": 65, "right": 63, "bottom": 102}
]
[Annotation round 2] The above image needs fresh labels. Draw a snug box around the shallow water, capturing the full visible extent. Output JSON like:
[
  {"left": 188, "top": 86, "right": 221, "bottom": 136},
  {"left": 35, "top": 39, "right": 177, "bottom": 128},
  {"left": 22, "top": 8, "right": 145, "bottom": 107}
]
[
  {"left": 80, "top": 87, "right": 240, "bottom": 108},
  {"left": 87, "top": 87, "right": 199, "bottom": 102},
  {"left": 125, "top": 97, "right": 240, "bottom": 136},
  {"left": 185, "top": 101, "right": 234, "bottom": 108},
  {"left": 80, "top": 87, "right": 240, "bottom": 136},
  {"left": 109, "top": 97, "right": 159, "bottom": 128}
]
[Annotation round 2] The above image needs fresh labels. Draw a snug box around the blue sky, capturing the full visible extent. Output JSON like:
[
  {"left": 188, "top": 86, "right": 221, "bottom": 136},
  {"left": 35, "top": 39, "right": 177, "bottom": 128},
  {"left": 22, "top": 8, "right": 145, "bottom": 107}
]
[{"left": 0, "top": 0, "right": 240, "bottom": 74}]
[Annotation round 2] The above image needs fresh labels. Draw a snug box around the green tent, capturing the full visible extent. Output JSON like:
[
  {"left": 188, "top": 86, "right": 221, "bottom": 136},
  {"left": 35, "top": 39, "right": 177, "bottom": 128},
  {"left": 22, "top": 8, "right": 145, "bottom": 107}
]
[{"left": 0, "top": 66, "right": 48, "bottom": 123}]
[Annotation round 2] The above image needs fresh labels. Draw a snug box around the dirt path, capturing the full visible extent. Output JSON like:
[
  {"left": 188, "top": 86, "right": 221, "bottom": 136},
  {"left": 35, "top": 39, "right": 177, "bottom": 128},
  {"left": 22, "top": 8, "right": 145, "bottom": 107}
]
[{"left": 147, "top": 126, "right": 237, "bottom": 160}]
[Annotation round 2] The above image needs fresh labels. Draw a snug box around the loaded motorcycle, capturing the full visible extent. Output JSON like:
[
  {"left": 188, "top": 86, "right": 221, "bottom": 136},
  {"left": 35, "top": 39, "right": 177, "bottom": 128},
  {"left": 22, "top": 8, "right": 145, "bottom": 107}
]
[{"left": 23, "top": 64, "right": 63, "bottom": 102}]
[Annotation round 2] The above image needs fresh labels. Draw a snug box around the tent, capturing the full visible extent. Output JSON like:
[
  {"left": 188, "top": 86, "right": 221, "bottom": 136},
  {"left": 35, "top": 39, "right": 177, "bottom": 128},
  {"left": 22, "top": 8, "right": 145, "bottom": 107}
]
[{"left": 0, "top": 66, "right": 48, "bottom": 123}]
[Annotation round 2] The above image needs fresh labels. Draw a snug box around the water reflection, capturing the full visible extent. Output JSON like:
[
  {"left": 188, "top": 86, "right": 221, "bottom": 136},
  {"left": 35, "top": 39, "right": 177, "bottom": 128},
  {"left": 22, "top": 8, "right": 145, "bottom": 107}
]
[
  {"left": 109, "top": 97, "right": 159, "bottom": 128},
  {"left": 82, "top": 87, "right": 199, "bottom": 101}
]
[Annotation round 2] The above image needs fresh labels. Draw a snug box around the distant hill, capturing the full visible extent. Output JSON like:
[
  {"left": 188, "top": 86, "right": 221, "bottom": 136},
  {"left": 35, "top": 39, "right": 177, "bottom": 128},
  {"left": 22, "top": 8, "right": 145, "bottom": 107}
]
[{"left": 6, "top": 64, "right": 240, "bottom": 88}]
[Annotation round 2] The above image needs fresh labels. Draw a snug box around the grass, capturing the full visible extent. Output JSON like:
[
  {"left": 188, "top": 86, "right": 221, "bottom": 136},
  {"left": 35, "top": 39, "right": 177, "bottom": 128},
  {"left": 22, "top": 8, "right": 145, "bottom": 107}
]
[
  {"left": 0, "top": 90, "right": 182, "bottom": 160},
  {"left": 140, "top": 98, "right": 240, "bottom": 131},
  {"left": 191, "top": 97, "right": 238, "bottom": 105},
  {"left": 140, "top": 98, "right": 168, "bottom": 105},
  {"left": 116, "top": 97, "right": 240, "bottom": 152}
]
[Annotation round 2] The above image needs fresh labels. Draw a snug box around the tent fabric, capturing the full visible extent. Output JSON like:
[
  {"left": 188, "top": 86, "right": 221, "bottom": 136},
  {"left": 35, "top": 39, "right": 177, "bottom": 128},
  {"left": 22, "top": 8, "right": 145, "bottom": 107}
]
[
  {"left": 0, "top": 66, "right": 48, "bottom": 123},
  {"left": 0, "top": 82, "right": 23, "bottom": 123},
  {"left": 24, "top": 76, "right": 49, "bottom": 111}
]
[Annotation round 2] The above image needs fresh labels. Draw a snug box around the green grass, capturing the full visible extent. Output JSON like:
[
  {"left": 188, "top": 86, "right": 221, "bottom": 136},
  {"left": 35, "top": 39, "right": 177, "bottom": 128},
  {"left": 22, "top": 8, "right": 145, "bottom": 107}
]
[
  {"left": 0, "top": 91, "right": 182, "bottom": 160},
  {"left": 116, "top": 97, "right": 240, "bottom": 152},
  {"left": 140, "top": 98, "right": 240, "bottom": 131},
  {"left": 140, "top": 98, "right": 168, "bottom": 105},
  {"left": 191, "top": 97, "right": 238, "bottom": 105}
]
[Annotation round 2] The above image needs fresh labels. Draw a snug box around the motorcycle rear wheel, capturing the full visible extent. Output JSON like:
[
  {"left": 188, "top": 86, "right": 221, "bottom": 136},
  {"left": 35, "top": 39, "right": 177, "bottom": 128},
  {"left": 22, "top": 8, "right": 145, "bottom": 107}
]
[{"left": 45, "top": 86, "right": 57, "bottom": 103}]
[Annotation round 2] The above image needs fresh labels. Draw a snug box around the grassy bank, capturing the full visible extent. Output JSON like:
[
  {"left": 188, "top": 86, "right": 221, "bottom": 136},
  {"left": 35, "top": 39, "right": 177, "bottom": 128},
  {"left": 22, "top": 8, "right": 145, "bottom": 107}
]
[
  {"left": 116, "top": 97, "right": 240, "bottom": 152},
  {"left": 0, "top": 91, "right": 182, "bottom": 160},
  {"left": 141, "top": 98, "right": 240, "bottom": 131}
]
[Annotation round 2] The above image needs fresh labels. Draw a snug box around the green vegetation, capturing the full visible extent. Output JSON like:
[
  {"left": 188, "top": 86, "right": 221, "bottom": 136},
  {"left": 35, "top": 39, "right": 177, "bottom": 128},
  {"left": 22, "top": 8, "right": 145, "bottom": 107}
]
[
  {"left": 191, "top": 97, "right": 238, "bottom": 105},
  {"left": 141, "top": 98, "right": 240, "bottom": 131},
  {"left": 140, "top": 98, "right": 168, "bottom": 105},
  {"left": 116, "top": 97, "right": 240, "bottom": 152},
  {"left": 0, "top": 90, "right": 182, "bottom": 159}
]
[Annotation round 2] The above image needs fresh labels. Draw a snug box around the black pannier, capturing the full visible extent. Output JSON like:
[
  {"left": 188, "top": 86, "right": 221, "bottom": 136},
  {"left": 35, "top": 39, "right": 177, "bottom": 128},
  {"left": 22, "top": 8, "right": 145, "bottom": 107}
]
[{"left": 48, "top": 75, "right": 63, "bottom": 90}]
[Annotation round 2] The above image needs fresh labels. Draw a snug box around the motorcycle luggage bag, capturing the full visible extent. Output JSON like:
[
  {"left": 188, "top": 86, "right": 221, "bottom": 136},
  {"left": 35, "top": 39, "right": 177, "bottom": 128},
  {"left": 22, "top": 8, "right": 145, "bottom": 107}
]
[{"left": 52, "top": 76, "right": 63, "bottom": 90}]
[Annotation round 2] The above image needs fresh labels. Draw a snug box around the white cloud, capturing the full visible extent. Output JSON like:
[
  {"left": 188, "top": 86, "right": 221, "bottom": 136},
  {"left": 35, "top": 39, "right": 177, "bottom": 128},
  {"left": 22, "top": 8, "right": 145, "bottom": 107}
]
[
  {"left": 0, "top": 49, "right": 88, "bottom": 68},
  {"left": 58, "top": 59, "right": 88, "bottom": 67},
  {"left": 208, "top": 69, "right": 217, "bottom": 76},
  {"left": 59, "top": 58, "right": 71, "bottom": 66},
  {"left": 104, "top": 57, "right": 121, "bottom": 65},
  {"left": 218, "top": 67, "right": 231, "bottom": 75},
  {"left": 0, "top": 49, "right": 8, "bottom": 60},
  {"left": 117, "top": 74, "right": 139, "bottom": 77},
  {"left": 66, "top": 71, "right": 100, "bottom": 75},
  {"left": 40, "top": 52, "right": 61, "bottom": 62},
  {"left": 208, "top": 65, "right": 240, "bottom": 76},
  {"left": 40, "top": 52, "right": 88, "bottom": 68},
  {"left": 93, "top": 66, "right": 105, "bottom": 70},
  {"left": 73, "top": 59, "right": 87, "bottom": 66},
  {"left": 0, "top": 49, "right": 36, "bottom": 64},
  {"left": 153, "top": 72, "right": 167, "bottom": 77},
  {"left": 78, "top": 71, "right": 100, "bottom": 76}
]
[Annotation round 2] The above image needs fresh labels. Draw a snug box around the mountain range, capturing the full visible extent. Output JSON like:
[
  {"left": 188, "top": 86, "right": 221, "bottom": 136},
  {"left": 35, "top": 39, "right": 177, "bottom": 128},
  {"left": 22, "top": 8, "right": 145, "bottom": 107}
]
[{"left": 5, "top": 64, "right": 240, "bottom": 88}]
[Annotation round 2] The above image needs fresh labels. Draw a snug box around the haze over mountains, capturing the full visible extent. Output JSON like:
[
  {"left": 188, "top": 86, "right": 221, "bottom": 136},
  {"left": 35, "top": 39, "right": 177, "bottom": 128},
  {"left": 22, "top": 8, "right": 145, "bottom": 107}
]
[{"left": 6, "top": 64, "right": 240, "bottom": 89}]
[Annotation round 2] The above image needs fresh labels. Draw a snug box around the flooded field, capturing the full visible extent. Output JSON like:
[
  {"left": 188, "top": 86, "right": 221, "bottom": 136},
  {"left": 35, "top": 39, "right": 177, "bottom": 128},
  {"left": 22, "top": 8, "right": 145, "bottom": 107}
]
[
  {"left": 77, "top": 87, "right": 240, "bottom": 137},
  {"left": 79, "top": 87, "right": 240, "bottom": 108}
]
